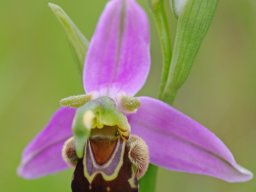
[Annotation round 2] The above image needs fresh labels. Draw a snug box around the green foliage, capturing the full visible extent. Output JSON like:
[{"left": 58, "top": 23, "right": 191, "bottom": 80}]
[
  {"left": 142, "top": 1, "right": 218, "bottom": 191},
  {"left": 48, "top": 3, "right": 89, "bottom": 71},
  {"left": 148, "top": 0, "right": 173, "bottom": 100},
  {"left": 162, "top": 0, "right": 219, "bottom": 104}
]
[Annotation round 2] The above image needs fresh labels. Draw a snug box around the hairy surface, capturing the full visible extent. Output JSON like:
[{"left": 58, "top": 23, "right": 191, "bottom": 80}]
[
  {"left": 62, "top": 137, "right": 78, "bottom": 168},
  {"left": 127, "top": 135, "right": 149, "bottom": 179}
]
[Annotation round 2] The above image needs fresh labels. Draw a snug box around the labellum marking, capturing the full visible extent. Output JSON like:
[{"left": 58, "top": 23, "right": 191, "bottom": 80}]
[
  {"left": 84, "top": 138, "right": 125, "bottom": 183},
  {"left": 68, "top": 97, "right": 149, "bottom": 192},
  {"left": 72, "top": 137, "right": 139, "bottom": 192}
]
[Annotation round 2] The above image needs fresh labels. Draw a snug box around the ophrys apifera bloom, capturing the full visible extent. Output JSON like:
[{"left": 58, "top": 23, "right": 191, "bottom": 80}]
[{"left": 18, "top": 0, "right": 253, "bottom": 192}]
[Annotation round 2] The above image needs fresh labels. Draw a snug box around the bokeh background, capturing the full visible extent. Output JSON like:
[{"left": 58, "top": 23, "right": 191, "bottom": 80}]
[{"left": 0, "top": 0, "right": 255, "bottom": 191}]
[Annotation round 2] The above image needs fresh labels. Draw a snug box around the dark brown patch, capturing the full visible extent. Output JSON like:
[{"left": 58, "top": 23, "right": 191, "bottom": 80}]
[
  {"left": 66, "top": 147, "right": 76, "bottom": 159},
  {"left": 71, "top": 141, "right": 138, "bottom": 192}
]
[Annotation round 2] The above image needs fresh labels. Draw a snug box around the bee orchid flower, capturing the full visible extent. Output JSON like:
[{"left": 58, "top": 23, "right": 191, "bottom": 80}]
[{"left": 18, "top": 0, "right": 252, "bottom": 190}]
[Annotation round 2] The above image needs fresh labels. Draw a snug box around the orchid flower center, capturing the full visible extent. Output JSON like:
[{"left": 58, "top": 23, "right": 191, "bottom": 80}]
[
  {"left": 61, "top": 97, "right": 149, "bottom": 192},
  {"left": 60, "top": 93, "right": 141, "bottom": 114},
  {"left": 89, "top": 125, "right": 124, "bottom": 141},
  {"left": 71, "top": 96, "right": 131, "bottom": 158}
]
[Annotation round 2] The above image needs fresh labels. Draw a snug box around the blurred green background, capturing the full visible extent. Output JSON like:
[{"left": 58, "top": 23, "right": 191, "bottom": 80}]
[{"left": 0, "top": 0, "right": 255, "bottom": 191}]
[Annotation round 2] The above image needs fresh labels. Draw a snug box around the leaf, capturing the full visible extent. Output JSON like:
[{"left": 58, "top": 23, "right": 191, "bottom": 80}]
[
  {"left": 162, "top": 0, "right": 219, "bottom": 104},
  {"left": 48, "top": 3, "right": 89, "bottom": 70}
]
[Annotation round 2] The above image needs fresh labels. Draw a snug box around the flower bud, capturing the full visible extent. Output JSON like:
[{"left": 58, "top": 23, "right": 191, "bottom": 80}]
[{"left": 170, "top": 0, "right": 188, "bottom": 17}]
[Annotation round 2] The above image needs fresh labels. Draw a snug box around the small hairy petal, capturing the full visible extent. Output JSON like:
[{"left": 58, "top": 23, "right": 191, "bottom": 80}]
[
  {"left": 128, "top": 97, "right": 253, "bottom": 182},
  {"left": 127, "top": 135, "right": 149, "bottom": 179},
  {"left": 83, "top": 0, "right": 150, "bottom": 96},
  {"left": 62, "top": 137, "right": 78, "bottom": 168},
  {"left": 18, "top": 107, "right": 76, "bottom": 179}
]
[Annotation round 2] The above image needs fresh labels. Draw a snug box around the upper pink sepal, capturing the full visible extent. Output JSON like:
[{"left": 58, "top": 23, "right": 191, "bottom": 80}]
[{"left": 83, "top": 0, "right": 150, "bottom": 96}]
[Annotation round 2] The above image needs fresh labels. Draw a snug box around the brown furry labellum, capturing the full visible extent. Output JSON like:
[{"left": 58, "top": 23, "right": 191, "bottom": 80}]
[{"left": 62, "top": 131, "right": 149, "bottom": 192}]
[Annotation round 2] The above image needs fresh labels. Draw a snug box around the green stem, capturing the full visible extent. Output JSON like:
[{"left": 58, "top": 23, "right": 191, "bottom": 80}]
[
  {"left": 160, "top": 87, "right": 177, "bottom": 105},
  {"left": 139, "top": 165, "right": 158, "bottom": 192},
  {"left": 141, "top": 1, "right": 218, "bottom": 190},
  {"left": 149, "top": 0, "right": 173, "bottom": 99},
  {"left": 139, "top": 1, "right": 173, "bottom": 192}
]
